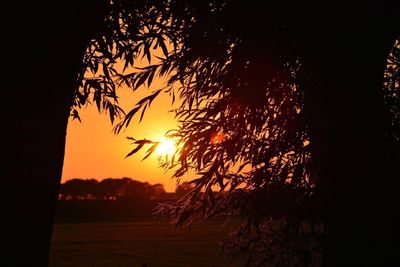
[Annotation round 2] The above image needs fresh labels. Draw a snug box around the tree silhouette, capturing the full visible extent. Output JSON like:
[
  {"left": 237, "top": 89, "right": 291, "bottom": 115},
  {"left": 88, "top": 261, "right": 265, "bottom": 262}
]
[
  {"left": 115, "top": 2, "right": 399, "bottom": 266},
  {"left": 175, "top": 182, "right": 195, "bottom": 197},
  {"left": 59, "top": 178, "right": 99, "bottom": 200},
  {"left": 4, "top": 1, "right": 399, "bottom": 266},
  {"left": 59, "top": 178, "right": 165, "bottom": 200}
]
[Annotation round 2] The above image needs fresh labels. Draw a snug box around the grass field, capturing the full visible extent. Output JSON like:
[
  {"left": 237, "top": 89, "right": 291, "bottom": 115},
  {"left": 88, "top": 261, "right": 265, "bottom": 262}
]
[{"left": 49, "top": 221, "right": 244, "bottom": 267}]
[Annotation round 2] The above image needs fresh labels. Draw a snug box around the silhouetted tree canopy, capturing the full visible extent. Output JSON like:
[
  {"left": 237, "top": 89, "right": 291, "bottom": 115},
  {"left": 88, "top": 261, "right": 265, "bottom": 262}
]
[
  {"left": 61, "top": 1, "right": 399, "bottom": 266},
  {"left": 59, "top": 178, "right": 98, "bottom": 200},
  {"left": 59, "top": 178, "right": 165, "bottom": 200},
  {"left": 175, "top": 182, "right": 195, "bottom": 197}
]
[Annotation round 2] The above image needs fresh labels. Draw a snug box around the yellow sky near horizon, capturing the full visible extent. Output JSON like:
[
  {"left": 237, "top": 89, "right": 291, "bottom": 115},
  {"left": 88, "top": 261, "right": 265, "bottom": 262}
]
[{"left": 61, "top": 80, "right": 191, "bottom": 192}]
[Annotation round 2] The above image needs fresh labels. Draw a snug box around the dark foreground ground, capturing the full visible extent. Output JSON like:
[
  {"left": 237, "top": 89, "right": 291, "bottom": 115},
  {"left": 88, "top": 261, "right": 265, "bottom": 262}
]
[{"left": 50, "top": 221, "right": 243, "bottom": 267}]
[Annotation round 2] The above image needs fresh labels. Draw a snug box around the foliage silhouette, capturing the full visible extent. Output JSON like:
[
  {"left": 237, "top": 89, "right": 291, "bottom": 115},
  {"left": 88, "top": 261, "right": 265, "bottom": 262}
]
[
  {"left": 102, "top": 2, "right": 399, "bottom": 266},
  {"left": 175, "top": 182, "right": 195, "bottom": 197},
  {"left": 56, "top": 178, "right": 167, "bottom": 223},
  {"left": 84, "top": 2, "right": 398, "bottom": 266},
  {"left": 117, "top": 5, "right": 318, "bottom": 264},
  {"left": 59, "top": 178, "right": 166, "bottom": 200}
]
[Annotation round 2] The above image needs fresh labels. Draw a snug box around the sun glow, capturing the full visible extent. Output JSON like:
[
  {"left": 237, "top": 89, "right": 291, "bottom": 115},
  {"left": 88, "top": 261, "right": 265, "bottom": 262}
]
[
  {"left": 211, "top": 131, "right": 225, "bottom": 144},
  {"left": 156, "top": 138, "right": 176, "bottom": 156}
]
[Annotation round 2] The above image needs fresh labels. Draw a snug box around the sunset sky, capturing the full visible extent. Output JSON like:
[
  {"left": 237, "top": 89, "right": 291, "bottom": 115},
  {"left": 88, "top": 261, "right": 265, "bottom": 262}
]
[{"left": 62, "top": 78, "right": 191, "bottom": 192}]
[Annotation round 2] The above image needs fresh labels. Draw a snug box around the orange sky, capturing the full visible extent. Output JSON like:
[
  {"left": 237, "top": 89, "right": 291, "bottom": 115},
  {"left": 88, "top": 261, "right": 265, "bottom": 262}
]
[{"left": 62, "top": 80, "right": 191, "bottom": 192}]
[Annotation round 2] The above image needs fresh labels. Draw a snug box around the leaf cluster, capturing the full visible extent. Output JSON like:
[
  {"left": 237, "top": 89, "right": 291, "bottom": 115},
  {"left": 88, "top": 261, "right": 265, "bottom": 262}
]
[{"left": 108, "top": 2, "right": 321, "bottom": 264}]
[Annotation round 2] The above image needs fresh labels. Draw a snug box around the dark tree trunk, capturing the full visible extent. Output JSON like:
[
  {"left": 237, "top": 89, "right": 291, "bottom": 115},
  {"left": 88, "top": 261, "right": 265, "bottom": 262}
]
[
  {"left": 3, "top": 2, "right": 107, "bottom": 266},
  {"left": 312, "top": 42, "right": 398, "bottom": 267},
  {"left": 299, "top": 4, "right": 399, "bottom": 266}
]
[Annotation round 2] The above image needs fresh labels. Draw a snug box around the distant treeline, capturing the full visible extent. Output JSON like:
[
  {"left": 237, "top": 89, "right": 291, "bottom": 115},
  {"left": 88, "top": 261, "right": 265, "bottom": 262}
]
[
  {"left": 56, "top": 178, "right": 195, "bottom": 223},
  {"left": 59, "top": 177, "right": 194, "bottom": 201}
]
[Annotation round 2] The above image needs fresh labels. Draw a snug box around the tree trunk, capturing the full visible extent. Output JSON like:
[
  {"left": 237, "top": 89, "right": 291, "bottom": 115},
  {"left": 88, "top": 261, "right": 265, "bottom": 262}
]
[
  {"left": 299, "top": 5, "right": 399, "bottom": 266},
  {"left": 314, "top": 42, "right": 398, "bottom": 267},
  {"left": 4, "top": 2, "right": 107, "bottom": 266}
]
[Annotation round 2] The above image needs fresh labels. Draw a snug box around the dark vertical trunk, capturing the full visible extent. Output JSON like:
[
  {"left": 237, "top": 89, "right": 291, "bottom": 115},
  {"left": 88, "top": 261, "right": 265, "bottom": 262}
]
[
  {"left": 3, "top": 2, "right": 107, "bottom": 266},
  {"left": 313, "top": 43, "right": 398, "bottom": 267},
  {"left": 299, "top": 5, "right": 399, "bottom": 266}
]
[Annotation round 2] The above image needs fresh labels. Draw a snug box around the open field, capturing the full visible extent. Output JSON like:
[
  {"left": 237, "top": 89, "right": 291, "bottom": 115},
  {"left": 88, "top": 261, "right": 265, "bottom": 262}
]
[{"left": 50, "top": 221, "right": 244, "bottom": 267}]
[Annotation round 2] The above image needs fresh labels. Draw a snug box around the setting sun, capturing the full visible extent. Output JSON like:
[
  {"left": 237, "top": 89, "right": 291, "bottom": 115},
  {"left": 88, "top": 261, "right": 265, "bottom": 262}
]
[{"left": 156, "top": 138, "right": 176, "bottom": 157}]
